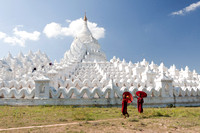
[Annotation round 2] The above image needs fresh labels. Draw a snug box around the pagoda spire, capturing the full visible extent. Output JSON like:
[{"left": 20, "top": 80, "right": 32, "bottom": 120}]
[
  {"left": 79, "top": 12, "right": 91, "bottom": 36},
  {"left": 84, "top": 12, "right": 87, "bottom": 21}
]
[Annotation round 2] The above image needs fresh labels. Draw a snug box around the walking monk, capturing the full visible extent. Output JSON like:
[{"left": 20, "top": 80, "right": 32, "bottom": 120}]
[
  {"left": 121, "top": 94, "right": 129, "bottom": 118},
  {"left": 137, "top": 93, "right": 144, "bottom": 113},
  {"left": 136, "top": 91, "right": 147, "bottom": 113}
]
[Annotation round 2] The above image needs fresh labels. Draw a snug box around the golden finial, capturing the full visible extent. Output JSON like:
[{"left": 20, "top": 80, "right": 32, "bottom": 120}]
[{"left": 84, "top": 12, "right": 87, "bottom": 21}]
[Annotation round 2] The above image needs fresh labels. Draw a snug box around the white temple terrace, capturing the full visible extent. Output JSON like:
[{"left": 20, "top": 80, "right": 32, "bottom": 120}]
[{"left": 0, "top": 14, "right": 200, "bottom": 106}]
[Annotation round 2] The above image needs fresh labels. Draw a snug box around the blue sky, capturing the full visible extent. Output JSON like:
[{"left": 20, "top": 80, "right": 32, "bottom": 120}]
[{"left": 0, "top": 0, "right": 200, "bottom": 72}]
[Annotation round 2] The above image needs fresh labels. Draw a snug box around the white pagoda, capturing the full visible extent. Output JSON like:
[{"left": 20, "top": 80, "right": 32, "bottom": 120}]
[{"left": 0, "top": 14, "right": 200, "bottom": 106}]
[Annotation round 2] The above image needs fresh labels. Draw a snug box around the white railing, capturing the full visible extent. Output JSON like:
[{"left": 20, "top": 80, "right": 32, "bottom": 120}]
[
  {"left": 0, "top": 79, "right": 200, "bottom": 106},
  {"left": 0, "top": 84, "right": 200, "bottom": 99}
]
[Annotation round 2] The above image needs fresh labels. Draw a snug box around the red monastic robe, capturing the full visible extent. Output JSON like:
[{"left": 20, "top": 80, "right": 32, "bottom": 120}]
[
  {"left": 137, "top": 97, "right": 144, "bottom": 113},
  {"left": 121, "top": 98, "right": 128, "bottom": 115}
]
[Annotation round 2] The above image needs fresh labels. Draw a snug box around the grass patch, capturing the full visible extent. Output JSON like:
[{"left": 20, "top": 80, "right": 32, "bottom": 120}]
[
  {"left": 0, "top": 106, "right": 199, "bottom": 129},
  {"left": 71, "top": 108, "right": 95, "bottom": 121}
]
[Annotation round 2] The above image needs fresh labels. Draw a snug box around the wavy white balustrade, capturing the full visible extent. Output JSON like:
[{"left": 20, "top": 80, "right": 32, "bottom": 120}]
[
  {"left": 197, "top": 87, "right": 200, "bottom": 96},
  {"left": 1, "top": 80, "right": 35, "bottom": 90},
  {"left": 49, "top": 86, "right": 114, "bottom": 99},
  {"left": 0, "top": 85, "right": 200, "bottom": 99},
  {"left": 0, "top": 87, "right": 35, "bottom": 99},
  {"left": 191, "top": 88, "right": 197, "bottom": 96},
  {"left": 173, "top": 87, "right": 181, "bottom": 97},
  {"left": 180, "top": 87, "right": 186, "bottom": 97},
  {"left": 56, "top": 78, "right": 108, "bottom": 89},
  {"left": 186, "top": 88, "right": 192, "bottom": 96}
]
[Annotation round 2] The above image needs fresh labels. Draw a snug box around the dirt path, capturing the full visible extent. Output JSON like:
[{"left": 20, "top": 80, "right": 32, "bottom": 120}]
[
  {"left": 0, "top": 118, "right": 123, "bottom": 131},
  {"left": 1, "top": 117, "right": 199, "bottom": 133}
]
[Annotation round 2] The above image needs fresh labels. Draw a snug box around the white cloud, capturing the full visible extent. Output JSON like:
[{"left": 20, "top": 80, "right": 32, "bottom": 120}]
[
  {"left": 4, "top": 36, "right": 25, "bottom": 47},
  {"left": 66, "top": 19, "right": 71, "bottom": 23},
  {"left": 43, "top": 22, "right": 66, "bottom": 38},
  {"left": 0, "top": 26, "right": 40, "bottom": 47},
  {"left": 43, "top": 18, "right": 105, "bottom": 39},
  {"left": 171, "top": 1, "right": 200, "bottom": 15},
  {"left": 13, "top": 27, "right": 40, "bottom": 41},
  {"left": 0, "top": 32, "right": 6, "bottom": 39}
]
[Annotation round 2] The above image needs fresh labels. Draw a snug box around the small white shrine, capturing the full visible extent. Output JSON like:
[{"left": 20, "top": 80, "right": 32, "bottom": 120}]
[{"left": 0, "top": 14, "right": 200, "bottom": 107}]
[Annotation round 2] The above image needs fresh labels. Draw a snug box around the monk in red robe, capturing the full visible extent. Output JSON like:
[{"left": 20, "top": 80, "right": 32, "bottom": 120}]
[
  {"left": 121, "top": 94, "right": 129, "bottom": 118},
  {"left": 137, "top": 93, "right": 144, "bottom": 113}
]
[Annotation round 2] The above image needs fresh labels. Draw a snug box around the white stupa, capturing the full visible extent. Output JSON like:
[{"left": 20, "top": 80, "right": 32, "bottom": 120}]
[
  {"left": 0, "top": 14, "right": 200, "bottom": 106},
  {"left": 63, "top": 14, "right": 106, "bottom": 63}
]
